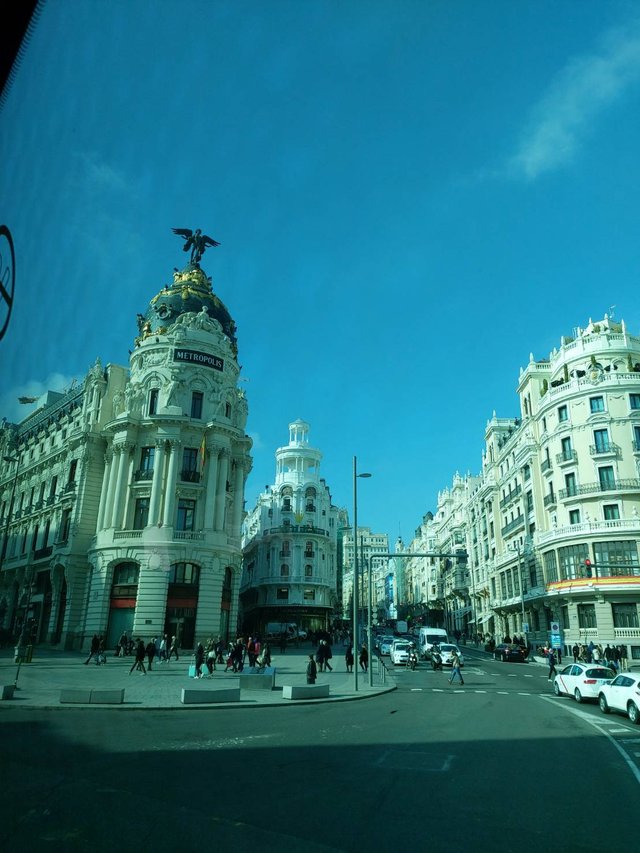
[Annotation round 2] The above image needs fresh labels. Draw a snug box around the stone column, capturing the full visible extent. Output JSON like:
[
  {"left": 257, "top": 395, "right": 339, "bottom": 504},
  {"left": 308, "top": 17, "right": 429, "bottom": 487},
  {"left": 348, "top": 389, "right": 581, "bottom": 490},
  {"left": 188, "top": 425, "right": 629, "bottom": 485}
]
[
  {"left": 231, "top": 458, "right": 247, "bottom": 536},
  {"left": 96, "top": 450, "right": 112, "bottom": 530},
  {"left": 203, "top": 443, "right": 220, "bottom": 530},
  {"left": 162, "top": 440, "right": 181, "bottom": 527},
  {"left": 148, "top": 440, "right": 167, "bottom": 526},
  {"left": 103, "top": 446, "right": 120, "bottom": 529},
  {"left": 215, "top": 450, "right": 230, "bottom": 532},
  {"left": 109, "top": 445, "right": 130, "bottom": 529}
]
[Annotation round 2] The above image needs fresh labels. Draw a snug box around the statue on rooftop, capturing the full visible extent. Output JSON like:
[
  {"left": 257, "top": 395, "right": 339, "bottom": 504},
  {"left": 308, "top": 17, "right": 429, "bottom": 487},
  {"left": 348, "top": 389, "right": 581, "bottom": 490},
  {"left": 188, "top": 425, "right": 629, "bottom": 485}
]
[{"left": 172, "top": 227, "right": 220, "bottom": 266}]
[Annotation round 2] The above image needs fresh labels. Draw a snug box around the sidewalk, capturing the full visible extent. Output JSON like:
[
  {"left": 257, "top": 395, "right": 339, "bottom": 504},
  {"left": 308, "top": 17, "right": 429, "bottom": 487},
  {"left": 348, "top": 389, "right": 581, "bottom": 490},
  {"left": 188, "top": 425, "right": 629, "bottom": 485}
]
[{"left": 0, "top": 646, "right": 396, "bottom": 711}]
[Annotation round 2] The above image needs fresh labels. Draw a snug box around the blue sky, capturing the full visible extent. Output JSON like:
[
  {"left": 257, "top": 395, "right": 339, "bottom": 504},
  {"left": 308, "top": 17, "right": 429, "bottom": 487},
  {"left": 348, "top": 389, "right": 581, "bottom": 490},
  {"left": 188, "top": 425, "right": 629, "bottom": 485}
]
[{"left": 2, "top": 0, "right": 640, "bottom": 542}]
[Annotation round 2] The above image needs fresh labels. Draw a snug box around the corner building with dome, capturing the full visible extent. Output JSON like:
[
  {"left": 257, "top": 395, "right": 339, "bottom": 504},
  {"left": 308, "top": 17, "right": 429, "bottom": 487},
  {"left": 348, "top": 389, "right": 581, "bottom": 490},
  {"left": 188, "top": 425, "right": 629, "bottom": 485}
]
[{"left": 0, "top": 248, "right": 252, "bottom": 652}]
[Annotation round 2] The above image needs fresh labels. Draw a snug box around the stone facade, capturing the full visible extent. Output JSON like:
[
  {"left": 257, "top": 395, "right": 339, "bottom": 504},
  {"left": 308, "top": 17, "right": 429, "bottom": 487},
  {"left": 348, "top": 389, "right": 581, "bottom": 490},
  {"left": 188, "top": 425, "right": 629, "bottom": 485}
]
[
  {"left": 403, "top": 316, "right": 640, "bottom": 660},
  {"left": 240, "top": 420, "right": 341, "bottom": 634},
  {"left": 0, "top": 259, "right": 251, "bottom": 652}
]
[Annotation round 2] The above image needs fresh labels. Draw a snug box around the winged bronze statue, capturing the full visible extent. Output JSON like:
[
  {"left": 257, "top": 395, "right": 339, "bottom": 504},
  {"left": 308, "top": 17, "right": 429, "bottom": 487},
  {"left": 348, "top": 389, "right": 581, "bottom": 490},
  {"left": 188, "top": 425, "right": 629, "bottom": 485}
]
[{"left": 172, "top": 227, "right": 220, "bottom": 265}]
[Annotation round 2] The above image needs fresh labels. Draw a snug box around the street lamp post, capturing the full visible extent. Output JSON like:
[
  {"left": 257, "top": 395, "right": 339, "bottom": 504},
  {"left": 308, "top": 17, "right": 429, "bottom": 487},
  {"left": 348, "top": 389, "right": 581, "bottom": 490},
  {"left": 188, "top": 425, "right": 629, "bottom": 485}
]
[{"left": 352, "top": 456, "right": 371, "bottom": 692}]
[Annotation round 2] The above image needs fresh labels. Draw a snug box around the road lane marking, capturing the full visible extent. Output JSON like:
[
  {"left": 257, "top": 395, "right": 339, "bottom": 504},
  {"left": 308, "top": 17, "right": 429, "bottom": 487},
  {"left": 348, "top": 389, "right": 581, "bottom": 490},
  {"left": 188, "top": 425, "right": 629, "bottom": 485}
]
[
  {"left": 410, "top": 688, "right": 423, "bottom": 692},
  {"left": 517, "top": 692, "right": 531, "bottom": 696},
  {"left": 539, "top": 695, "right": 640, "bottom": 788},
  {"left": 497, "top": 691, "right": 509, "bottom": 694},
  {"left": 474, "top": 690, "right": 487, "bottom": 693}
]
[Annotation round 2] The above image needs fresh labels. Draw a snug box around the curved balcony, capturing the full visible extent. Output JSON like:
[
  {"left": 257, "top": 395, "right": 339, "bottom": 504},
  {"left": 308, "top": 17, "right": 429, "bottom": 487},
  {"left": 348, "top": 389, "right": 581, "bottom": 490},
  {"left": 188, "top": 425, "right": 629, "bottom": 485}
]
[{"left": 559, "top": 479, "right": 640, "bottom": 500}]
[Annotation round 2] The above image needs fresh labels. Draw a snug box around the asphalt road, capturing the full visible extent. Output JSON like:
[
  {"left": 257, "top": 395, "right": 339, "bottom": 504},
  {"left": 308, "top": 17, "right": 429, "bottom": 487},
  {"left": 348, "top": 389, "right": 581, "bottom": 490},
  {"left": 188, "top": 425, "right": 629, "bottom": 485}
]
[{"left": 1, "top": 648, "right": 638, "bottom": 852}]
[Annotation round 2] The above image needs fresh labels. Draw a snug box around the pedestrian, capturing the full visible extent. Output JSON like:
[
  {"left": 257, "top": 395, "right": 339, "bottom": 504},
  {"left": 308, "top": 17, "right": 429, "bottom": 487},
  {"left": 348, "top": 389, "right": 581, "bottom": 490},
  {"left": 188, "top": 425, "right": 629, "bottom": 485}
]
[
  {"left": 167, "top": 635, "right": 179, "bottom": 661},
  {"left": 279, "top": 631, "right": 288, "bottom": 654},
  {"left": 572, "top": 642, "right": 580, "bottom": 663},
  {"left": 324, "top": 639, "right": 333, "bottom": 672},
  {"left": 84, "top": 634, "right": 100, "bottom": 665},
  {"left": 129, "top": 638, "right": 147, "bottom": 674},
  {"left": 345, "top": 644, "right": 354, "bottom": 673},
  {"left": 96, "top": 636, "right": 107, "bottom": 665},
  {"left": 448, "top": 651, "right": 464, "bottom": 685},
  {"left": 306, "top": 654, "right": 317, "bottom": 684},
  {"left": 195, "top": 641, "right": 205, "bottom": 678},
  {"left": 247, "top": 636, "right": 256, "bottom": 667},
  {"left": 146, "top": 639, "right": 156, "bottom": 671},
  {"left": 159, "top": 634, "right": 167, "bottom": 663},
  {"left": 547, "top": 648, "right": 558, "bottom": 681},
  {"left": 257, "top": 641, "right": 271, "bottom": 668},
  {"left": 618, "top": 644, "right": 628, "bottom": 671},
  {"left": 316, "top": 640, "right": 325, "bottom": 672},
  {"left": 359, "top": 643, "right": 368, "bottom": 673},
  {"left": 205, "top": 645, "right": 216, "bottom": 676}
]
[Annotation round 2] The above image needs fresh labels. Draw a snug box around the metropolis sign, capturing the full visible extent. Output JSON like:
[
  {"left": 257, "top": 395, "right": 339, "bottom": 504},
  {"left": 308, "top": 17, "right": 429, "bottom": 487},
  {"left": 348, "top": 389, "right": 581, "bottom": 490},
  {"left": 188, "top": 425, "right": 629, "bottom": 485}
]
[{"left": 173, "top": 348, "right": 224, "bottom": 371}]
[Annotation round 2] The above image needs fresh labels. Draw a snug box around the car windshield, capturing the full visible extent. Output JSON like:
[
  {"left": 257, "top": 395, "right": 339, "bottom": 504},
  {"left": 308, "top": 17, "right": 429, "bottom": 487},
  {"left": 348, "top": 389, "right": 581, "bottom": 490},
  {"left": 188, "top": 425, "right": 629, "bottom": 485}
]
[
  {"left": 440, "top": 645, "right": 457, "bottom": 652},
  {"left": 394, "top": 643, "right": 410, "bottom": 651}
]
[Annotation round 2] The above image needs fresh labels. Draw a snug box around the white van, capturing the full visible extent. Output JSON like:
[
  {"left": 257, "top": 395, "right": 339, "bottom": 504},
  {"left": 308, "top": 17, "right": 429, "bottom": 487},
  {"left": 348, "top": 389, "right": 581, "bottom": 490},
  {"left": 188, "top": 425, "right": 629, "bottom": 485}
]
[{"left": 418, "top": 627, "right": 448, "bottom": 660}]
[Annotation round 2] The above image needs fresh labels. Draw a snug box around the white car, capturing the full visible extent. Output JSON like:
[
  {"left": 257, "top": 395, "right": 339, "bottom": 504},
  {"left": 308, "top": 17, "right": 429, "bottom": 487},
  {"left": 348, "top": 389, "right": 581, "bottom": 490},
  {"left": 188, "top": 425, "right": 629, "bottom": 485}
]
[
  {"left": 390, "top": 641, "right": 411, "bottom": 665},
  {"left": 379, "top": 636, "right": 395, "bottom": 656},
  {"left": 438, "top": 643, "right": 464, "bottom": 667},
  {"left": 598, "top": 673, "right": 640, "bottom": 724},
  {"left": 553, "top": 663, "right": 615, "bottom": 703}
]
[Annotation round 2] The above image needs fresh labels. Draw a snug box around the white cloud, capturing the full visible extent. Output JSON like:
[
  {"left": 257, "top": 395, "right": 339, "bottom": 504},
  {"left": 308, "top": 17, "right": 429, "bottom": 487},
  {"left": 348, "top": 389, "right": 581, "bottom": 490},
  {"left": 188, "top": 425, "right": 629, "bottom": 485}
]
[
  {"left": 509, "top": 21, "right": 640, "bottom": 180},
  {"left": 1, "top": 372, "right": 80, "bottom": 424}
]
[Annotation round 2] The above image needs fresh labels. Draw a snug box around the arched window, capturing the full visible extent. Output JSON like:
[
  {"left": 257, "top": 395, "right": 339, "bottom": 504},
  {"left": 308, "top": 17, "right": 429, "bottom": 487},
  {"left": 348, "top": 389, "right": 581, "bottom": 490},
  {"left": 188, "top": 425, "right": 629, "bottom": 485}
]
[
  {"left": 305, "top": 564, "right": 312, "bottom": 577},
  {"left": 304, "top": 541, "right": 314, "bottom": 557},
  {"left": 305, "top": 487, "right": 316, "bottom": 511},
  {"left": 113, "top": 562, "right": 139, "bottom": 586},
  {"left": 280, "top": 564, "right": 289, "bottom": 577}
]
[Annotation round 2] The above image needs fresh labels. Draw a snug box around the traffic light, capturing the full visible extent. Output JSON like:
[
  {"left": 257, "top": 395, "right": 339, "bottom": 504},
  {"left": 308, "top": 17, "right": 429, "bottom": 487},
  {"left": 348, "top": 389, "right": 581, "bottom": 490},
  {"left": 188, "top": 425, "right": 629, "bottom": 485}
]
[{"left": 456, "top": 553, "right": 468, "bottom": 567}]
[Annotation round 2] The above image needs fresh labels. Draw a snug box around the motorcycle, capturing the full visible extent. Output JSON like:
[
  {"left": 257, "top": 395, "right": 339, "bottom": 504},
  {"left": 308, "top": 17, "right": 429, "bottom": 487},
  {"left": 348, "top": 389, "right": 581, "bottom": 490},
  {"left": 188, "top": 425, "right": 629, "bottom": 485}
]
[
  {"left": 431, "top": 649, "right": 443, "bottom": 671},
  {"left": 406, "top": 650, "right": 418, "bottom": 670}
]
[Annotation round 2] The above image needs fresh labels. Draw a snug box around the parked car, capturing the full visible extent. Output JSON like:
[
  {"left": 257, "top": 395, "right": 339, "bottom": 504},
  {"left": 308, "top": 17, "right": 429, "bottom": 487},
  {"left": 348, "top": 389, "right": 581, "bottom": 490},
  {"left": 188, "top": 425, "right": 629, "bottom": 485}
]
[
  {"left": 553, "top": 663, "right": 615, "bottom": 703},
  {"left": 598, "top": 673, "right": 640, "bottom": 724},
  {"left": 493, "top": 643, "right": 528, "bottom": 662},
  {"left": 390, "top": 641, "right": 411, "bottom": 665},
  {"left": 438, "top": 643, "right": 464, "bottom": 667},
  {"left": 379, "top": 636, "right": 395, "bottom": 656}
]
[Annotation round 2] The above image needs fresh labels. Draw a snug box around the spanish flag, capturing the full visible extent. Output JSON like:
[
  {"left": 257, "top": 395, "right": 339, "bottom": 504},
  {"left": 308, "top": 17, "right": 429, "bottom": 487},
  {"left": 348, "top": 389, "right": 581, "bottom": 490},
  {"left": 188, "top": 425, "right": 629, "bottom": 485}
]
[{"left": 199, "top": 434, "right": 206, "bottom": 472}]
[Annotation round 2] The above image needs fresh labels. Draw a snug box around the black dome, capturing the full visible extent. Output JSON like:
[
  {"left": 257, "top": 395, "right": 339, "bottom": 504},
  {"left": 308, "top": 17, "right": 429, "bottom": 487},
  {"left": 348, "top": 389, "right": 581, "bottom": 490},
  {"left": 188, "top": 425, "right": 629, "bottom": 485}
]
[{"left": 139, "top": 265, "right": 237, "bottom": 350}]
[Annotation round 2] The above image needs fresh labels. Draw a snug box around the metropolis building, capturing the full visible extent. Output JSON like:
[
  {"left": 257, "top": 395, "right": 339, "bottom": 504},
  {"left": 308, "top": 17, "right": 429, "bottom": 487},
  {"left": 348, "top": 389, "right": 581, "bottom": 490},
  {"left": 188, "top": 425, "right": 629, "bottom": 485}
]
[
  {"left": 0, "top": 246, "right": 251, "bottom": 650},
  {"left": 403, "top": 316, "right": 640, "bottom": 661},
  {"left": 240, "top": 420, "right": 341, "bottom": 634}
]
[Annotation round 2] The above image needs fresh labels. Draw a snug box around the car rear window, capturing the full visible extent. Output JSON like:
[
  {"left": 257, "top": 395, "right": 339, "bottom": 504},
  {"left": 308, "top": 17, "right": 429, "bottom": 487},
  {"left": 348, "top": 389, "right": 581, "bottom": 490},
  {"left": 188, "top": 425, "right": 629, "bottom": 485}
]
[{"left": 587, "top": 668, "right": 614, "bottom": 679}]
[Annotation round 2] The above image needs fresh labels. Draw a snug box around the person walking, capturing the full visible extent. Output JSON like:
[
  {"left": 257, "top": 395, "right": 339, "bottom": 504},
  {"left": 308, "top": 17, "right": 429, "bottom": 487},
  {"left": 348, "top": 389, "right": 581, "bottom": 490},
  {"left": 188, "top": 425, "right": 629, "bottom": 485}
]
[
  {"left": 323, "top": 639, "right": 333, "bottom": 672},
  {"left": 448, "top": 650, "right": 464, "bottom": 685},
  {"left": 547, "top": 648, "right": 558, "bottom": 681},
  {"left": 159, "top": 634, "right": 167, "bottom": 663},
  {"left": 194, "top": 641, "right": 205, "bottom": 678},
  {"left": 345, "top": 644, "right": 354, "bottom": 673},
  {"left": 145, "top": 639, "right": 156, "bottom": 671},
  {"left": 306, "top": 654, "right": 317, "bottom": 684},
  {"left": 167, "top": 635, "right": 179, "bottom": 661},
  {"left": 572, "top": 642, "right": 580, "bottom": 663},
  {"left": 359, "top": 643, "right": 368, "bottom": 673},
  {"left": 129, "top": 639, "right": 147, "bottom": 674},
  {"left": 84, "top": 634, "right": 100, "bottom": 665},
  {"left": 315, "top": 640, "right": 326, "bottom": 673}
]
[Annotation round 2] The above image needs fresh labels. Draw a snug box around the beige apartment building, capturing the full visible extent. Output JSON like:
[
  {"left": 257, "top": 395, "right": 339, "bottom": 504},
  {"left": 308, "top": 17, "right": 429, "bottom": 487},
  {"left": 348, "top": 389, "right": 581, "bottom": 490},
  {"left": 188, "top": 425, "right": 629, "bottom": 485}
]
[{"left": 404, "top": 316, "right": 640, "bottom": 661}]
